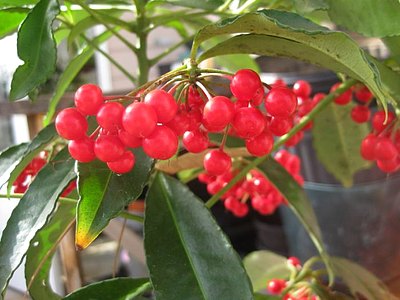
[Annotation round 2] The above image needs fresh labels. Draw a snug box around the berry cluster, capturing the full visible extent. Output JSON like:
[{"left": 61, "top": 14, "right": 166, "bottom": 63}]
[
  {"left": 199, "top": 150, "right": 303, "bottom": 217},
  {"left": 12, "top": 153, "right": 47, "bottom": 193}
]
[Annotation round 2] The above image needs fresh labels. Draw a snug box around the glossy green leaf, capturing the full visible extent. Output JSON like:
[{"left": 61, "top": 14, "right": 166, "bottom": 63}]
[
  {"left": 25, "top": 201, "right": 76, "bottom": 300},
  {"left": 6, "top": 123, "right": 57, "bottom": 195},
  {"left": 44, "top": 30, "right": 113, "bottom": 125},
  {"left": 147, "top": 0, "right": 224, "bottom": 10},
  {"left": 331, "top": 256, "right": 397, "bottom": 300},
  {"left": 326, "top": 0, "right": 400, "bottom": 37},
  {"left": 64, "top": 277, "right": 151, "bottom": 300},
  {"left": 257, "top": 157, "right": 333, "bottom": 282},
  {"left": 0, "top": 148, "right": 76, "bottom": 299},
  {"left": 243, "top": 250, "right": 290, "bottom": 292},
  {"left": 0, "top": 11, "right": 26, "bottom": 38},
  {"left": 76, "top": 149, "right": 153, "bottom": 250},
  {"left": 0, "top": 0, "right": 38, "bottom": 7},
  {"left": 9, "top": 0, "right": 60, "bottom": 100},
  {"left": 145, "top": 172, "right": 253, "bottom": 300},
  {"left": 0, "top": 143, "right": 29, "bottom": 188},
  {"left": 312, "top": 102, "right": 371, "bottom": 187},
  {"left": 193, "top": 9, "right": 400, "bottom": 109},
  {"left": 214, "top": 54, "right": 260, "bottom": 73}
]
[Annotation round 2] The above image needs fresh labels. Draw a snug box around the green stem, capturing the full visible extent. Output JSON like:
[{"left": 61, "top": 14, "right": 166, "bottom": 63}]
[
  {"left": 205, "top": 79, "right": 357, "bottom": 208},
  {"left": 135, "top": 3, "right": 150, "bottom": 85},
  {"left": 119, "top": 211, "right": 144, "bottom": 223}
]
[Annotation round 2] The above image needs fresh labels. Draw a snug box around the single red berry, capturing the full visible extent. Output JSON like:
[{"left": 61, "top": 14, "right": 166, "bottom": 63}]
[
  {"left": 74, "top": 84, "right": 104, "bottom": 115},
  {"left": 118, "top": 129, "right": 142, "bottom": 148},
  {"left": 376, "top": 158, "right": 399, "bottom": 173},
  {"left": 251, "top": 195, "right": 275, "bottom": 215},
  {"left": 204, "top": 149, "right": 232, "bottom": 176},
  {"left": 107, "top": 150, "right": 135, "bottom": 174},
  {"left": 287, "top": 256, "right": 301, "bottom": 267},
  {"left": 61, "top": 181, "right": 76, "bottom": 197},
  {"left": 374, "top": 137, "right": 398, "bottom": 161},
  {"left": 271, "top": 78, "right": 287, "bottom": 88},
  {"left": 330, "top": 82, "right": 352, "bottom": 105},
  {"left": 269, "top": 116, "right": 293, "bottom": 136},
  {"left": 27, "top": 157, "right": 47, "bottom": 174},
  {"left": 354, "top": 85, "right": 373, "bottom": 103},
  {"left": 292, "top": 80, "right": 312, "bottom": 98},
  {"left": 360, "top": 134, "right": 378, "bottom": 161},
  {"left": 144, "top": 89, "right": 178, "bottom": 123},
  {"left": 351, "top": 105, "right": 370, "bottom": 123},
  {"left": 245, "top": 131, "right": 274, "bottom": 157},
  {"left": 96, "top": 102, "right": 124, "bottom": 131},
  {"left": 232, "top": 107, "right": 265, "bottom": 139},
  {"left": 183, "top": 129, "right": 209, "bottom": 153},
  {"left": 372, "top": 110, "right": 395, "bottom": 133},
  {"left": 187, "top": 109, "right": 203, "bottom": 131},
  {"left": 285, "top": 131, "right": 304, "bottom": 147},
  {"left": 68, "top": 137, "right": 96, "bottom": 163},
  {"left": 267, "top": 279, "right": 286, "bottom": 295},
  {"left": 55, "top": 108, "right": 88, "bottom": 140},
  {"left": 207, "top": 180, "right": 224, "bottom": 195},
  {"left": 94, "top": 135, "right": 125, "bottom": 162},
  {"left": 312, "top": 93, "right": 326, "bottom": 105},
  {"left": 224, "top": 196, "right": 240, "bottom": 211},
  {"left": 122, "top": 102, "right": 157, "bottom": 138},
  {"left": 232, "top": 202, "right": 249, "bottom": 217},
  {"left": 230, "top": 69, "right": 262, "bottom": 101},
  {"left": 203, "top": 96, "right": 235, "bottom": 129},
  {"left": 142, "top": 125, "right": 178, "bottom": 160},
  {"left": 265, "top": 87, "right": 297, "bottom": 117}
]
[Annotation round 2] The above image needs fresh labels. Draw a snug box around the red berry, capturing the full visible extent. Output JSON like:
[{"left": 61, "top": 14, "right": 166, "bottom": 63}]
[
  {"left": 287, "top": 256, "right": 301, "bottom": 267},
  {"left": 355, "top": 85, "right": 373, "bottom": 103},
  {"left": 74, "top": 84, "right": 104, "bottom": 115},
  {"left": 203, "top": 96, "right": 235, "bottom": 129},
  {"left": 251, "top": 86, "right": 264, "bottom": 106},
  {"left": 232, "top": 202, "right": 249, "bottom": 217},
  {"left": 187, "top": 86, "right": 205, "bottom": 109},
  {"left": 142, "top": 125, "right": 178, "bottom": 160},
  {"left": 230, "top": 69, "right": 262, "bottom": 101},
  {"left": 187, "top": 109, "right": 203, "bottom": 131},
  {"left": 183, "top": 129, "right": 209, "bottom": 153},
  {"left": 122, "top": 102, "right": 157, "bottom": 138},
  {"left": 376, "top": 158, "right": 399, "bottom": 173},
  {"left": 360, "top": 134, "right": 378, "bottom": 161},
  {"left": 292, "top": 80, "right": 311, "bottom": 98},
  {"left": 232, "top": 107, "right": 265, "bottom": 139},
  {"left": 269, "top": 116, "right": 293, "bottom": 136},
  {"left": 351, "top": 105, "right": 370, "bottom": 123},
  {"left": 55, "top": 108, "right": 88, "bottom": 140},
  {"left": 96, "top": 102, "right": 124, "bottom": 131},
  {"left": 245, "top": 131, "right": 274, "bottom": 157},
  {"left": 372, "top": 110, "right": 395, "bottom": 133},
  {"left": 94, "top": 135, "right": 125, "bottom": 162},
  {"left": 68, "top": 137, "right": 96, "bottom": 163},
  {"left": 107, "top": 150, "right": 135, "bottom": 174},
  {"left": 203, "top": 149, "right": 231, "bottom": 176},
  {"left": 166, "top": 108, "right": 190, "bottom": 136},
  {"left": 144, "top": 89, "right": 178, "bottom": 123},
  {"left": 118, "top": 130, "right": 142, "bottom": 148},
  {"left": 312, "top": 93, "right": 326, "bottom": 105},
  {"left": 285, "top": 131, "right": 304, "bottom": 147},
  {"left": 374, "top": 137, "right": 398, "bottom": 161},
  {"left": 265, "top": 87, "right": 297, "bottom": 117},
  {"left": 267, "top": 279, "right": 286, "bottom": 295},
  {"left": 330, "top": 82, "right": 352, "bottom": 105}
]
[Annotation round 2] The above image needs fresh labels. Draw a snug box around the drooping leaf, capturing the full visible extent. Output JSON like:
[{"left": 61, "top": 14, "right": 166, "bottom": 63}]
[
  {"left": 326, "top": 0, "right": 400, "bottom": 37},
  {"left": 44, "top": 30, "right": 113, "bottom": 125},
  {"left": 25, "top": 201, "right": 76, "bottom": 300},
  {"left": 9, "top": 0, "right": 60, "bottom": 100},
  {"left": 193, "top": 9, "right": 400, "bottom": 109},
  {"left": 331, "top": 256, "right": 397, "bottom": 300},
  {"left": 0, "top": 143, "right": 29, "bottom": 188},
  {"left": 257, "top": 157, "right": 333, "bottom": 283},
  {"left": 6, "top": 123, "right": 57, "bottom": 195},
  {"left": 63, "top": 277, "right": 151, "bottom": 300},
  {"left": 76, "top": 149, "right": 153, "bottom": 250},
  {"left": 145, "top": 172, "right": 253, "bottom": 300},
  {"left": 147, "top": 0, "right": 224, "bottom": 10},
  {"left": 0, "top": 11, "right": 26, "bottom": 38},
  {"left": 243, "top": 250, "right": 290, "bottom": 292},
  {"left": 0, "top": 148, "right": 76, "bottom": 298},
  {"left": 312, "top": 102, "right": 371, "bottom": 187}
]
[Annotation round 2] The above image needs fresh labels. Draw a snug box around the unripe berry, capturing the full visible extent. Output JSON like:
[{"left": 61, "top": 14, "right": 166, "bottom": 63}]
[
  {"left": 55, "top": 108, "right": 88, "bottom": 140},
  {"left": 265, "top": 87, "right": 297, "bottom": 117},
  {"left": 203, "top": 149, "right": 231, "bottom": 176},
  {"left": 142, "top": 125, "right": 178, "bottom": 160},
  {"left": 74, "top": 84, "right": 104, "bottom": 115},
  {"left": 122, "top": 102, "right": 157, "bottom": 138},
  {"left": 144, "top": 89, "right": 178, "bottom": 123}
]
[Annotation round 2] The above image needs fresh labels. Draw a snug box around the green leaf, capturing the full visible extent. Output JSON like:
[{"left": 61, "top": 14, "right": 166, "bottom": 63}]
[
  {"left": 312, "top": 102, "right": 371, "bottom": 187},
  {"left": 0, "top": 0, "right": 38, "bottom": 8},
  {"left": 9, "top": 0, "right": 59, "bottom": 100},
  {"left": 257, "top": 157, "right": 334, "bottom": 283},
  {"left": 0, "top": 143, "right": 29, "bottom": 187},
  {"left": 6, "top": 123, "right": 57, "bottom": 195},
  {"left": 147, "top": 0, "right": 224, "bottom": 10},
  {"left": 0, "top": 11, "right": 26, "bottom": 38},
  {"left": 331, "top": 256, "right": 397, "bottom": 300},
  {"left": 44, "top": 30, "right": 113, "bottom": 125},
  {"left": 76, "top": 149, "right": 153, "bottom": 250},
  {"left": 326, "top": 0, "right": 400, "bottom": 37},
  {"left": 383, "top": 36, "right": 400, "bottom": 65},
  {"left": 193, "top": 9, "right": 400, "bottom": 110},
  {"left": 293, "top": 0, "right": 328, "bottom": 14},
  {"left": 145, "top": 172, "right": 253, "bottom": 300},
  {"left": 214, "top": 54, "right": 260, "bottom": 73},
  {"left": 63, "top": 277, "right": 151, "bottom": 300},
  {"left": 25, "top": 201, "right": 76, "bottom": 300},
  {"left": 0, "top": 148, "right": 76, "bottom": 299},
  {"left": 243, "top": 250, "right": 290, "bottom": 292}
]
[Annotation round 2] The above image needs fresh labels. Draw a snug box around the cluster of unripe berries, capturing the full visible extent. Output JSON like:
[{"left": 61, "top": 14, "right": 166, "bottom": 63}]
[
  {"left": 267, "top": 257, "right": 319, "bottom": 300},
  {"left": 199, "top": 150, "right": 303, "bottom": 217}
]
